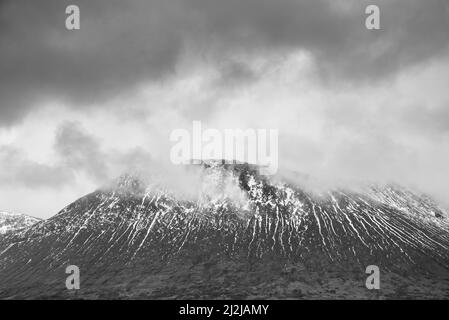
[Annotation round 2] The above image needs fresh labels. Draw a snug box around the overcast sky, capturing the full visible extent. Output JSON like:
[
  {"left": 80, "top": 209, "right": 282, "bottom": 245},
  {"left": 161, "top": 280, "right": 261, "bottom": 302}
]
[{"left": 1, "top": 0, "right": 449, "bottom": 218}]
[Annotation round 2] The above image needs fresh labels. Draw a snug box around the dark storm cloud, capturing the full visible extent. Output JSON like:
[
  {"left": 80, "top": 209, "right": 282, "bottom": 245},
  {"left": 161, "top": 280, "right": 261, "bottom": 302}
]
[
  {"left": 398, "top": 103, "right": 449, "bottom": 135},
  {"left": 0, "top": 0, "right": 185, "bottom": 125},
  {"left": 0, "top": 122, "right": 104, "bottom": 189},
  {"left": 214, "top": 60, "right": 260, "bottom": 89},
  {"left": 1, "top": 0, "right": 449, "bottom": 125},
  {"left": 54, "top": 121, "right": 155, "bottom": 184},
  {"left": 54, "top": 122, "right": 108, "bottom": 181},
  {"left": 0, "top": 121, "right": 155, "bottom": 188},
  {"left": 0, "top": 146, "right": 73, "bottom": 188}
]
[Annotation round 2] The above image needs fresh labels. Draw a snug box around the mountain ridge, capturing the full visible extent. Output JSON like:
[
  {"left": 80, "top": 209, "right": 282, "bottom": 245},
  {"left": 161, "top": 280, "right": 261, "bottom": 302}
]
[{"left": 0, "top": 211, "right": 41, "bottom": 235}]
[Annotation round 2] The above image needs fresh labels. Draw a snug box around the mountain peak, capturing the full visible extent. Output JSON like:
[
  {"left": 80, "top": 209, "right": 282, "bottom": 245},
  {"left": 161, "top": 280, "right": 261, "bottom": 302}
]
[{"left": 0, "top": 211, "right": 41, "bottom": 234}]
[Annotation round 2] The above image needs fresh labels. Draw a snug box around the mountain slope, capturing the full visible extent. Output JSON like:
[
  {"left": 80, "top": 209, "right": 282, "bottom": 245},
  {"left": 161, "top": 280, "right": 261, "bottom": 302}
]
[
  {"left": 0, "top": 211, "right": 41, "bottom": 235},
  {"left": 0, "top": 163, "right": 448, "bottom": 299}
]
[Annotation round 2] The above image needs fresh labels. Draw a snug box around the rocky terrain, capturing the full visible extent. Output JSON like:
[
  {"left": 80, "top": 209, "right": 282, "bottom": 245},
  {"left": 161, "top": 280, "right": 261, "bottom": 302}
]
[
  {"left": 0, "top": 162, "right": 448, "bottom": 299},
  {"left": 0, "top": 211, "right": 40, "bottom": 235}
]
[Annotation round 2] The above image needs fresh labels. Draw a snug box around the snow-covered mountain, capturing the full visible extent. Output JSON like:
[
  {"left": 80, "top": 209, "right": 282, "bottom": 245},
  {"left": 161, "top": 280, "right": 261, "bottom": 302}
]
[
  {"left": 0, "top": 162, "right": 448, "bottom": 299},
  {"left": 0, "top": 211, "right": 41, "bottom": 235}
]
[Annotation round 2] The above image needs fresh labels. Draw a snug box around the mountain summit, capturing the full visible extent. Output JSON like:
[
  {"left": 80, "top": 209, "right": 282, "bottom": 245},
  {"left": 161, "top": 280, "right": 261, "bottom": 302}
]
[{"left": 0, "top": 211, "right": 40, "bottom": 235}]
